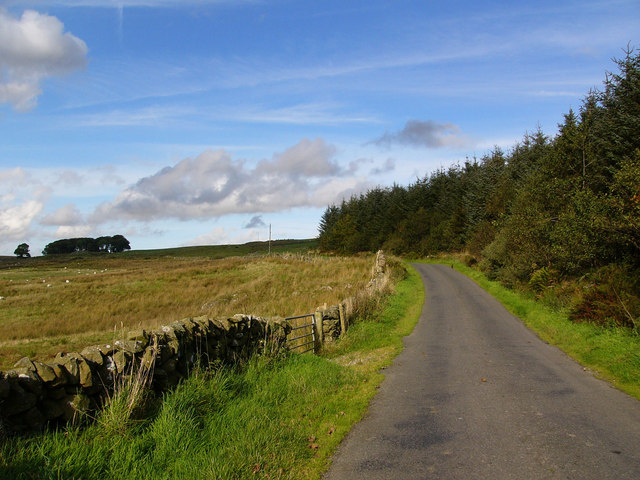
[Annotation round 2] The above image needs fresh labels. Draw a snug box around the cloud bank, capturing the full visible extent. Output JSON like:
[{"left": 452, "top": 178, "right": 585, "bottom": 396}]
[
  {"left": 373, "top": 119, "right": 474, "bottom": 149},
  {"left": 92, "top": 138, "right": 370, "bottom": 223},
  {"left": 0, "top": 8, "right": 88, "bottom": 111},
  {"left": 41, "top": 204, "right": 84, "bottom": 226}
]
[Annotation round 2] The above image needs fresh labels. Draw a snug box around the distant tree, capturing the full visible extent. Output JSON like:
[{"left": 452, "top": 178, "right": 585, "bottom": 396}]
[
  {"left": 96, "top": 236, "right": 112, "bottom": 252},
  {"left": 42, "top": 239, "right": 74, "bottom": 255},
  {"left": 42, "top": 235, "right": 131, "bottom": 255},
  {"left": 110, "top": 234, "right": 131, "bottom": 253},
  {"left": 14, "top": 243, "right": 30, "bottom": 258}
]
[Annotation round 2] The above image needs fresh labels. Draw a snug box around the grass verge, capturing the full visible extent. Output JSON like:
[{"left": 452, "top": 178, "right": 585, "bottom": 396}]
[
  {"left": 418, "top": 257, "right": 640, "bottom": 400},
  {"left": 0, "top": 264, "right": 425, "bottom": 480}
]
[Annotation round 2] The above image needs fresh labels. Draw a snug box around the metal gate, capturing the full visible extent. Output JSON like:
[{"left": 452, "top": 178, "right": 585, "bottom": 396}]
[{"left": 285, "top": 313, "right": 316, "bottom": 354}]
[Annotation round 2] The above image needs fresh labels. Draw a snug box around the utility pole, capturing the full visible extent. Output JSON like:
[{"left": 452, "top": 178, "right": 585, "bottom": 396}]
[{"left": 268, "top": 224, "right": 271, "bottom": 255}]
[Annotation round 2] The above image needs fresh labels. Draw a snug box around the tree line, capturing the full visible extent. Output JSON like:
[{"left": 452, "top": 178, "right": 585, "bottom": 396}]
[
  {"left": 42, "top": 235, "right": 131, "bottom": 255},
  {"left": 318, "top": 48, "right": 640, "bottom": 328}
]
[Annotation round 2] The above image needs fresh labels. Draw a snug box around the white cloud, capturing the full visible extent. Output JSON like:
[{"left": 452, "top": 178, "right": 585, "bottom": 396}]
[
  {"left": 186, "top": 225, "right": 264, "bottom": 247},
  {"left": 0, "top": 8, "right": 88, "bottom": 111},
  {"left": 184, "top": 226, "right": 230, "bottom": 247},
  {"left": 94, "top": 165, "right": 126, "bottom": 186},
  {"left": 41, "top": 203, "right": 84, "bottom": 226},
  {"left": 373, "top": 120, "right": 476, "bottom": 149},
  {"left": 0, "top": 166, "right": 30, "bottom": 184},
  {"left": 75, "top": 105, "right": 198, "bottom": 127},
  {"left": 54, "top": 225, "right": 93, "bottom": 238},
  {"left": 256, "top": 138, "right": 339, "bottom": 178},
  {"left": 0, "top": 199, "right": 44, "bottom": 242},
  {"left": 91, "top": 138, "right": 371, "bottom": 223},
  {"left": 54, "top": 169, "right": 85, "bottom": 185},
  {"left": 0, "top": 168, "right": 50, "bottom": 239},
  {"left": 227, "top": 103, "right": 379, "bottom": 126}
]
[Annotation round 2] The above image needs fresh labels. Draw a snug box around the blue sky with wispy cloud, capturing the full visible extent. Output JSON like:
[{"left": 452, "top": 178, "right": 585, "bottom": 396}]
[{"left": 0, "top": 0, "right": 638, "bottom": 254}]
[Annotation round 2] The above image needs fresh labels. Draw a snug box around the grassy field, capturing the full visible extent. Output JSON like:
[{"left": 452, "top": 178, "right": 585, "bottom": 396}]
[
  {"left": 0, "top": 239, "right": 372, "bottom": 370},
  {"left": 0, "top": 263, "right": 425, "bottom": 480},
  {"left": 417, "top": 256, "right": 640, "bottom": 401}
]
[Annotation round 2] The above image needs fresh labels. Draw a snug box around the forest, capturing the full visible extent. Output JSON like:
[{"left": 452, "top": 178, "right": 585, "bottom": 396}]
[{"left": 318, "top": 48, "right": 640, "bottom": 329}]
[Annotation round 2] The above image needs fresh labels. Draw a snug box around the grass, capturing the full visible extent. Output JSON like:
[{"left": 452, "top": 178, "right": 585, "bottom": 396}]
[
  {"left": 122, "top": 239, "right": 319, "bottom": 260},
  {"left": 0, "top": 241, "right": 368, "bottom": 370},
  {"left": 418, "top": 256, "right": 640, "bottom": 400},
  {"left": 0, "top": 263, "right": 425, "bottom": 480}
]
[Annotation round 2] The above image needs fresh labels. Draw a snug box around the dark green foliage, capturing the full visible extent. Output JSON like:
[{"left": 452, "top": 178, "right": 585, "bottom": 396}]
[
  {"left": 529, "top": 267, "right": 553, "bottom": 294},
  {"left": 569, "top": 265, "right": 640, "bottom": 330},
  {"left": 13, "top": 243, "right": 30, "bottom": 258},
  {"left": 318, "top": 47, "right": 640, "bottom": 328},
  {"left": 43, "top": 235, "right": 131, "bottom": 255}
]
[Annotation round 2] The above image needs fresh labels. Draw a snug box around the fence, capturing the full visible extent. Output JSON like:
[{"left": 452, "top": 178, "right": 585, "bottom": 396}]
[{"left": 285, "top": 313, "right": 316, "bottom": 354}]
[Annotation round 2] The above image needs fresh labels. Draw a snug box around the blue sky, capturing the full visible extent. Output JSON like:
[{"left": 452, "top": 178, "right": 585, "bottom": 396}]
[{"left": 0, "top": 0, "right": 638, "bottom": 255}]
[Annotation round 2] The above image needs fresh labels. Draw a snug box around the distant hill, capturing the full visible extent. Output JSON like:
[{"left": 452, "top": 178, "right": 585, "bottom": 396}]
[
  {"left": 0, "top": 239, "right": 318, "bottom": 269},
  {"left": 123, "top": 238, "right": 318, "bottom": 259}
]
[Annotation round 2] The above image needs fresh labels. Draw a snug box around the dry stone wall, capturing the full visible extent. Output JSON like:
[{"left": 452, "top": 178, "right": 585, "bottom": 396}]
[{"left": 0, "top": 315, "right": 289, "bottom": 434}]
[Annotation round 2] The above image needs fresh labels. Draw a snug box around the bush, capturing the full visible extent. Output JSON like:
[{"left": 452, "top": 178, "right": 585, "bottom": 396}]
[{"left": 569, "top": 265, "right": 640, "bottom": 329}]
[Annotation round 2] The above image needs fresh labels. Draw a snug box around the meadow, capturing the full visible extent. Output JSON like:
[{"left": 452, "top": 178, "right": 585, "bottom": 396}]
[
  {"left": 0, "top": 262, "right": 424, "bottom": 480},
  {"left": 0, "top": 240, "right": 372, "bottom": 370}
]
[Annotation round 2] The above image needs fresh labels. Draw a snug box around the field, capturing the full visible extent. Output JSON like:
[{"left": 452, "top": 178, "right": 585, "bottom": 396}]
[
  {"left": 0, "top": 263, "right": 423, "bottom": 480},
  {"left": 0, "top": 239, "right": 373, "bottom": 370}
]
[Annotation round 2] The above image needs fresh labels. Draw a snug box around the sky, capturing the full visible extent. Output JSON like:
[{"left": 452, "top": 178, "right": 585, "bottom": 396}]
[{"left": 0, "top": 0, "right": 638, "bottom": 256}]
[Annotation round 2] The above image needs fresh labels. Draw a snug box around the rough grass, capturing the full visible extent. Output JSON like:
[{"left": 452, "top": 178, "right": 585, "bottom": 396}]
[
  {"left": 0, "top": 264, "right": 425, "bottom": 480},
  {"left": 419, "top": 256, "right": 640, "bottom": 400},
  {"left": 0, "top": 245, "right": 368, "bottom": 370}
]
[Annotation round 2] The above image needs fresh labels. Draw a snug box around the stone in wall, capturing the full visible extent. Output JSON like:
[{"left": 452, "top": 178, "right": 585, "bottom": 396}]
[{"left": 0, "top": 314, "right": 290, "bottom": 434}]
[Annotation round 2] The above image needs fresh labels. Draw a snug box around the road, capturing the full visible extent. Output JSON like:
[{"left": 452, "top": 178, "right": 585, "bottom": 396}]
[{"left": 324, "top": 263, "right": 640, "bottom": 479}]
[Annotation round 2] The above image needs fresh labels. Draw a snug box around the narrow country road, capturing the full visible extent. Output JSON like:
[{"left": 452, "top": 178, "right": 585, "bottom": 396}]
[{"left": 324, "top": 263, "right": 640, "bottom": 479}]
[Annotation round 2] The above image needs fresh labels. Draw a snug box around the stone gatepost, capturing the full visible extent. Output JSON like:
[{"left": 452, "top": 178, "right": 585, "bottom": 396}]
[
  {"left": 313, "top": 310, "right": 324, "bottom": 351},
  {"left": 338, "top": 303, "right": 347, "bottom": 334}
]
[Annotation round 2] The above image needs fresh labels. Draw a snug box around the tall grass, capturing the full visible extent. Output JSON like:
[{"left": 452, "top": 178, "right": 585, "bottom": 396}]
[
  {"left": 0, "top": 264, "right": 425, "bottom": 480},
  {"left": 0, "top": 253, "right": 372, "bottom": 369}
]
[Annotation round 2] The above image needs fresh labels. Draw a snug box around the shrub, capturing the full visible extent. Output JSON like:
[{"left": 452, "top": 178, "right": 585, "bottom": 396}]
[
  {"left": 569, "top": 265, "right": 640, "bottom": 329},
  {"left": 528, "top": 267, "right": 553, "bottom": 294}
]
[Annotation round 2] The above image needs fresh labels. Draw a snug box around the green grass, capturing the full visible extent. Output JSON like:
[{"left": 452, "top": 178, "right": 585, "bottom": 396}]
[
  {"left": 0, "top": 244, "right": 367, "bottom": 370},
  {"left": 0, "top": 264, "right": 425, "bottom": 480},
  {"left": 419, "top": 257, "right": 640, "bottom": 400},
  {"left": 121, "top": 238, "right": 319, "bottom": 260}
]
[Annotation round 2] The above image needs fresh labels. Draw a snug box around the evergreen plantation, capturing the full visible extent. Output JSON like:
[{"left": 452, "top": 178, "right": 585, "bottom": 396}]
[{"left": 318, "top": 48, "right": 640, "bottom": 329}]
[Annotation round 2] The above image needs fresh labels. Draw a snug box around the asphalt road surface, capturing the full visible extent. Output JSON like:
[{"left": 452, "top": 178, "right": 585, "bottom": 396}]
[{"left": 324, "top": 263, "right": 640, "bottom": 479}]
